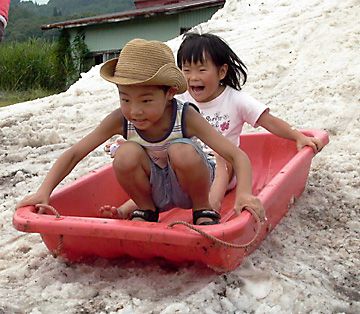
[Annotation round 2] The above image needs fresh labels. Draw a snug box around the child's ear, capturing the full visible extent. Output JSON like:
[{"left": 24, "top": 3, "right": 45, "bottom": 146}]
[
  {"left": 219, "top": 64, "right": 228, "bottom": 80},
  {"left": 167, "top": 86, "right": 178, "bottom": 98}
]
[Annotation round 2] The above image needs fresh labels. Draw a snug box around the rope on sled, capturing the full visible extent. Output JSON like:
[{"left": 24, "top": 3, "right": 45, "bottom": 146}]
[
  {"left": 168, "top": 207, "right": 265, "bottom": 249},
  {"left": 36, "top": 204, "right": 61, "bottom": 218},
  {"left": 34, "top": 204, "right": 265, "bottom": 252},
  {"left": 35, "top": 204, "right": 63, "bottom": 257}
]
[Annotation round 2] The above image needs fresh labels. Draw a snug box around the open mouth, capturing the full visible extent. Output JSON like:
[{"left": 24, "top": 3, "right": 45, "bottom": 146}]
[{"left": 191, "top": 86, "right": 205, "bottom": 94}]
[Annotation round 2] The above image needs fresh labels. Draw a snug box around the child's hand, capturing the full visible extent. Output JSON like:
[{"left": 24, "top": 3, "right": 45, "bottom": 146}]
[
  {"left": 104, "top": 138, "right": 126, "bottom": 158},
  {"left": 296, "top": 135, "right": 324, "bottom": 153},
  {"left": 234, "top": 193, "right": 266, "bottom": 222},
  {"left": 16, "top": 192, "right": 49, "bottom": 209}
]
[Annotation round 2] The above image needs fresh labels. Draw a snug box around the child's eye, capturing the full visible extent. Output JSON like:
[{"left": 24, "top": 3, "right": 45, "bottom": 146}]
[{"left": 121, "top": 98, "right": 130, "bottom": 103}]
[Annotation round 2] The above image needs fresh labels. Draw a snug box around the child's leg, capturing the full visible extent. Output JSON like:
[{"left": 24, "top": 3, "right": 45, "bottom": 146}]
[
  {"left": 101, "top": 137, "right": 138, "bottom": 218},
  {"left": 209, "top": 154, "right": 234, "bottom": 211},
  {"left": 112, "top": 142, "right": 156, "bottom": 216},
  {"left": 168, "top": 142, "right": 211, "bottom": 210},
  {"left": 98, "top": 201, "right": 136, "bottom": 219},
  {"left": 114, "top": 153, "right": 230, "bottom": 218},
  {"left": 116, "top": 199, "right": 137, "bottom": 217}
]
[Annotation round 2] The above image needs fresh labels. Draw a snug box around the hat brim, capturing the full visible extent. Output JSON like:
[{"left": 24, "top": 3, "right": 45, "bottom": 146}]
[{"left": 100, "top": 58, "right": 187, "bottom": 94}]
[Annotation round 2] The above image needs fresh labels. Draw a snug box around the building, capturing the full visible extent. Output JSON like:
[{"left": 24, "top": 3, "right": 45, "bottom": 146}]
[{"left": 42, "top": 0, "right": 225, "bottom": 66}]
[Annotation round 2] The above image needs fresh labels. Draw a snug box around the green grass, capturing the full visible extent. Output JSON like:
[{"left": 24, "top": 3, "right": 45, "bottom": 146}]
[
  {"left": 0, "top": 89, "right": 56, "bottom": 107},
  {"left": 0, "top": 37, "right": 84, "bottom": 108},
  {"left": 0, "top": 38, "right": 71, "bottom": 107},
  {"left": 0, "top": 38, "right": 71, "bottom": 97}
]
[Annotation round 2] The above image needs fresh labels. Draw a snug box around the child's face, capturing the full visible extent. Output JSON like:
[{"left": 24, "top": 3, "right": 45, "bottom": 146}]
[
  {"left": 118, "top": 85, "right": 175, "bottom": 131},
  {"left": 181, "top": 55, "right": 228, "bottom": 102}
]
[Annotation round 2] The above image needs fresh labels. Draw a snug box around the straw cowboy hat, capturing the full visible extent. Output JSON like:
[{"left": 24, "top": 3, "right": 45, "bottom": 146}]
[{"left": 100, "top": 38, "right": 187, "bottom": 94}]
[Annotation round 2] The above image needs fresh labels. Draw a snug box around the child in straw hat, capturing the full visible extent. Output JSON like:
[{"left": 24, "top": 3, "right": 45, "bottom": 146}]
[{"left": 17, "top": 38, "right": 264, "bottom": 224}]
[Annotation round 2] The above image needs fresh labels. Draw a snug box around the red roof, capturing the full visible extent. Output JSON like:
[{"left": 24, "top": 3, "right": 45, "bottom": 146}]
[
  {"left": 134, "top": 0, "right": 189, "bottom": 9},
  {"left": 41, "top": 0, "right": 225, "bottom": 30}
]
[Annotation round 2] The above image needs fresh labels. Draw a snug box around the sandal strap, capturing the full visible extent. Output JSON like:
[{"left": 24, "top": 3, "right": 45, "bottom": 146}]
[
  {"left": 130, "top": 209, "right": 159, "bottom": 222},
  {"left": 193, "top": 209, "right": 221, "bottom": 225}
]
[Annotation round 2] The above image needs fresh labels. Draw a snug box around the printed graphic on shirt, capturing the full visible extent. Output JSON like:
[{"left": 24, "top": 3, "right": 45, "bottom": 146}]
[
  {"left": 199, "top": 110, "right": 230, "bottom": 155},
  {"left": 202, "top": 110, "right": 230, "bottom": 134}
]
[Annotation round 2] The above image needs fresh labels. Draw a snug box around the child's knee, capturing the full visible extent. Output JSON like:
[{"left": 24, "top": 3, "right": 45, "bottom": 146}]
[
  {"left": 113, "top": 142, "right": 144, "bottom": 172},
  {"left": 168, "top": 142, "right": 202, "bottom": 169}
]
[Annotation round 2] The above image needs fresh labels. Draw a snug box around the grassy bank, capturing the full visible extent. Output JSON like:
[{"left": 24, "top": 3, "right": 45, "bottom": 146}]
[{"left": 0, "top": 37, "right": 76, "bottom": 106}]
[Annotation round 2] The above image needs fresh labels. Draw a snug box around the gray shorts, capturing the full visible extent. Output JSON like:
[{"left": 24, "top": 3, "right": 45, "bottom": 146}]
[{"left": 150, "top": 138, "right": 215, "bottom": 212}]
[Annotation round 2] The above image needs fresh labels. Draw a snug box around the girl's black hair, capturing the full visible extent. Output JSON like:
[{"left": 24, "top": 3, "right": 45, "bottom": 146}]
[{"left": 177, "top": 32, "right": 247, "bottom": 90}]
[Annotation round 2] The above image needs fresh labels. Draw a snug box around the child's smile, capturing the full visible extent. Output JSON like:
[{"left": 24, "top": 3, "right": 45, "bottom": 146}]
[
  {"left": 182, "top": 58, "right": 227, "bottom": 103},
  {"left": 189, "top": 85, "right": 205, "bottom": 96}
]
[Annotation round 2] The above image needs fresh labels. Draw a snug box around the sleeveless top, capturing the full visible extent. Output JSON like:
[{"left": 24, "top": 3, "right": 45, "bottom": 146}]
[{"left": 123, "top": 99, "right": 196, "bottom": 168}]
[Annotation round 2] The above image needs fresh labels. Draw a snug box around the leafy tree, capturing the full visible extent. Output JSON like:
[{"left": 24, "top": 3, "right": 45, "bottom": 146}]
[
  {"left": 55, "top": 29, "right": 75, "bottom": 89},
  {"left": 53, "top": 7, "right": 62, "bottom": 17},
  {"left": 71, "top": 29, "right": 90, "bottom": 81},
  {"left": 1, "top": 0, "right": 135, "bottom": 97}
]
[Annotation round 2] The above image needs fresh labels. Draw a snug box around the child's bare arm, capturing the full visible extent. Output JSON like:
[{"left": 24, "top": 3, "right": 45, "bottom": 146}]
[
  {"left": 16, "top": 109, "right": 123, "bottom": 208},
  {"left": 185, "top": 107, "right": 265, "bottom": 218},
  {"left": 257, "top": 111, "right": 324, "bottom": 152}
]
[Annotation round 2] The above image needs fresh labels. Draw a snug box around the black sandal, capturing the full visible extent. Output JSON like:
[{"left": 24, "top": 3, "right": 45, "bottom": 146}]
[
  {"left": 193, "top": 209, "right": 221, "bottom": 225},
  {"left": 130, "top": 208, "right": 159, "bottom": 222}
]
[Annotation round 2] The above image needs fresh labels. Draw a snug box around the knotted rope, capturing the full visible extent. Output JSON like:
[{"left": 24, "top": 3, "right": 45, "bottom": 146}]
[
  {"left": 35, "top": 204, "right": 61, "bottom": 217},
  {"left": 35, "top": 204, "right": 266, "bottom": 253},
  {"left": 35, "top": 204, "right": 63, "bottom": 257},
  {"left": 168, "top": 207, "right": 266, "bottom": 249}
]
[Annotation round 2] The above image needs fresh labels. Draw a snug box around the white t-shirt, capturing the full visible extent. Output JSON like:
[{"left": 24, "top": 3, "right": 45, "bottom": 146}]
[{"left": 176, "top": 86, "right": 268, "bottom": 150}]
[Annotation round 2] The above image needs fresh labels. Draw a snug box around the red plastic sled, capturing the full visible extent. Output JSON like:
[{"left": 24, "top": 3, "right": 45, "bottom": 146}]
[{"left": 13, "top": 130, "right": 329, "bottom": 271}]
